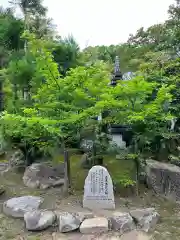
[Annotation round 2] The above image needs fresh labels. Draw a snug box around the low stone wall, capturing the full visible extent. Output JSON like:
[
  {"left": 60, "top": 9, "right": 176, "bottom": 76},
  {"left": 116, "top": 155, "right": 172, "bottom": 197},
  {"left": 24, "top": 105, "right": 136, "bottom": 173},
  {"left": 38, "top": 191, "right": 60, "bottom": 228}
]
[{"left": 2, "top": 195, "right": 159, "bottom": 237}]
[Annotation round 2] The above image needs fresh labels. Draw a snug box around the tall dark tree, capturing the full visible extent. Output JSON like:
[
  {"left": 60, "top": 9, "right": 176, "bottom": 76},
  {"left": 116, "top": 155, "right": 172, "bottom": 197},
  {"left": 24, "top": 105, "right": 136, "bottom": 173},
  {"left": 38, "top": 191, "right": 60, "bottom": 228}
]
[
  {"left": 53, "top": 35, "right": 81, "bottom": 76},
  {"left": 9, "top": 0, "right": 47, "bottom": 100},
  {"left": 0, "top": 7, "right": 25, "bottom": 111}
]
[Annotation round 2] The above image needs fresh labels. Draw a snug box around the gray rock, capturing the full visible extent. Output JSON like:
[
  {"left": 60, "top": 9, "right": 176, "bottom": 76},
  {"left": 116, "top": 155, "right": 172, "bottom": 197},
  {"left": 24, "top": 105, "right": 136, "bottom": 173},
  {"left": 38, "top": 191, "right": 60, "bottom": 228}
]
[
  {"left": 24, "top": 210, "right": 56, "bottom": 231},
  {"left": 74, "top": 212, "right": 94, "bottom": 222},
  {"left": 57, "top": 212, "right": 82, "bottom": 233},
  {"left": 146, "top": 160, "right": 180, "bottom": 201},
  {"left": 1, "top": 149, "right": 25, "bottom": 174},
  {"left": 130, "top": 208, "right": 159, "bottom": 232},
  {"left": 8, "top": 149, "right": 25, "bottom": 169},
  {"left": 3, "top": 196, "right": 43, "bottom": 218},
  {"left": 110, "top": 212, "right": 135, "bottom": 234},
  {"left": 23, "top": 163, "right": 64, "bottom": 189},
  {"left": 0, "top": 162, "right": 9, "bottom": 172},
  {"left": 80, "top": 217, "right": 109, "bottom": 234}
]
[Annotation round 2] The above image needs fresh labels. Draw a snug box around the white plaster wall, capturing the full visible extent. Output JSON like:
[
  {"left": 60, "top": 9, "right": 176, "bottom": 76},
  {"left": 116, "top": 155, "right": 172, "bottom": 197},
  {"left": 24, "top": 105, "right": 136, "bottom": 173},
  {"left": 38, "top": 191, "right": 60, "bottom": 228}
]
[{"left": 111, "top": 134, "right": 126, "bottom": 149}]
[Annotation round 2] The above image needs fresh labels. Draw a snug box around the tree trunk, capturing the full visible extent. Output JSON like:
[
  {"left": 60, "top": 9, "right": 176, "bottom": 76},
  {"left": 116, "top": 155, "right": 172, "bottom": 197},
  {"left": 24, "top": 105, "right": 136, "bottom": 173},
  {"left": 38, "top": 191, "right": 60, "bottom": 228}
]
[
  {"left": 135, "top": 158, "right": 140, "bottom": 196},
  {"left": 0, "top": 81, "right": 3, "bottom": 112},
  {"left": 63, "top": 149, "right": 70, "bottom": 195},
  {"left": 133, "top": 140, "right": 139, "bottom": 196}
]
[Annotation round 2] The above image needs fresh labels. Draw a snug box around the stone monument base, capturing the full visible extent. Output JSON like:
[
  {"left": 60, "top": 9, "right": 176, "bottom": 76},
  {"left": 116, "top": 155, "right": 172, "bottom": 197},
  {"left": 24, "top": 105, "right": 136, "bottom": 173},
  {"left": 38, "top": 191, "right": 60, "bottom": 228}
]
[{"left": 83, "top": 200, "right": 115, "bottom": 210}]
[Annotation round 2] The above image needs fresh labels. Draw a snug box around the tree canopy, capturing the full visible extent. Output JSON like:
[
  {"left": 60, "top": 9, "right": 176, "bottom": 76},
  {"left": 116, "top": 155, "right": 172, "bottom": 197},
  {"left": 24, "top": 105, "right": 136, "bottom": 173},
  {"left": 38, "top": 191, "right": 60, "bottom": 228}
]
[{"left": 0, "top": 0, "right": 180, "bottom": 167}]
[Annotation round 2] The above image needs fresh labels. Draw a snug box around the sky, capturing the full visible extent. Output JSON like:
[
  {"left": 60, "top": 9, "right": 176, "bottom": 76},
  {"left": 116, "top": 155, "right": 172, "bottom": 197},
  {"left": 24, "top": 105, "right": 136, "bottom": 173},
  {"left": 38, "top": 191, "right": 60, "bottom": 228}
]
[{"left": 1, "top": 0, "right": 174, "bottom": 49}]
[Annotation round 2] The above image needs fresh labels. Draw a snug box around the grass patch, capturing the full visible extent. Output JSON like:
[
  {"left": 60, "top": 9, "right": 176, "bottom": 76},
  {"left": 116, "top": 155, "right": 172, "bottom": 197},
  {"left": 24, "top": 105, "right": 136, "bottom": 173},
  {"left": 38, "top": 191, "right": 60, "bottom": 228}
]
[
  {"left": 0, "top": 159, "right": 8, "bottom": 163},
  {"left": 54, "top": 152, "right": 135, "bottom": 192}
]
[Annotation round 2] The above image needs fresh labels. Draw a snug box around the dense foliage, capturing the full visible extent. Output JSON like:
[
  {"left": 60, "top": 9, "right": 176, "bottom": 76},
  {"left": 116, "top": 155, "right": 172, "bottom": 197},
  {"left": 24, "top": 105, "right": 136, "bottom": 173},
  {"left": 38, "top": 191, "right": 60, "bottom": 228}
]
[{"left": 0, "top": 0, "right": 180, "bottom": 179}]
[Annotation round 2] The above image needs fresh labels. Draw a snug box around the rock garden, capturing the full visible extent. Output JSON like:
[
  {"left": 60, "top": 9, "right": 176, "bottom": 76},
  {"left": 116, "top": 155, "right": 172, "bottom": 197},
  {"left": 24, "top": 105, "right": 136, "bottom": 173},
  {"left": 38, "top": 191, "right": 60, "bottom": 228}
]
[{"left": 1, "top": 154, "right": 180, "bottom": 240}]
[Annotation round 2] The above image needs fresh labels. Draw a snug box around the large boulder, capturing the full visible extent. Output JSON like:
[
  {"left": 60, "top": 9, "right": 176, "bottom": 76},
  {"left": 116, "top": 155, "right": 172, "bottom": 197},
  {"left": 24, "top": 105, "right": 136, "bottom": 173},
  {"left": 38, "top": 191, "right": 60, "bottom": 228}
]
[
  {"left": 130, "top": 208, "right": 159, "bottom": 232},
  {"left": 24, "top": 210, "right": 56, "bottom": 231},
  {"left": 9, "top": 149, "right": 25, "bottom": 166},
  {"left": 146, "top": 160, "right": 180, "bottom": 201},
  {"left": 0, "top": 148, "right": 25, "bottom": 174},
  {"left": 57, "top": 212, "right": 82, "bottom": 233},
  {"left": 80, "top": 217, "right": 109, "bottom": 234},
  {"left": 109, "top": 212, "right": 135, "bottom": 234},
  {"left": 23, "top": 163, "right": 65, "bottom": 189},
  {"left": 3, "top": 196, "right": 43, "bottom": 218}
]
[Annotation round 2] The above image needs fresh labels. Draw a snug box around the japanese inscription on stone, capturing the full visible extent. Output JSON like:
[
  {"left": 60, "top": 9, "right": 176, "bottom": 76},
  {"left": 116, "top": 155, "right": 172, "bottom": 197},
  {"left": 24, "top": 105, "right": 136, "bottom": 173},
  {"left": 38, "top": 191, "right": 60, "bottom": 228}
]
[{"left": 83, "top": 165, "right": 115, "bottom": 209}]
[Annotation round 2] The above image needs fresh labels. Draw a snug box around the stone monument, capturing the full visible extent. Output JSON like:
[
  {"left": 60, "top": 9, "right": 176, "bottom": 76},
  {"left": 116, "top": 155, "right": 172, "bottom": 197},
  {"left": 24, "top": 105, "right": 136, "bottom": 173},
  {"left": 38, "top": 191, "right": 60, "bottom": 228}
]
[{"left": 83, "top": 165, "right": 115, "bottom": 210}]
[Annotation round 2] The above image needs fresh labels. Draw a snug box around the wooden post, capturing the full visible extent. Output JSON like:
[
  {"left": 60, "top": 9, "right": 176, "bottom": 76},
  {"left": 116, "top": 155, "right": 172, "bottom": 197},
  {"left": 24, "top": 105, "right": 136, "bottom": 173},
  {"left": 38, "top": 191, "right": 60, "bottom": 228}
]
[
  {"left": 66, "top": 150, "right": 71, "bottom": 187},
  {"left": 63, "top": 150, "right": 71, "bottom": 194},
  {"left": 92, "top": 142, "right": 96, "bottom": 166}
]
